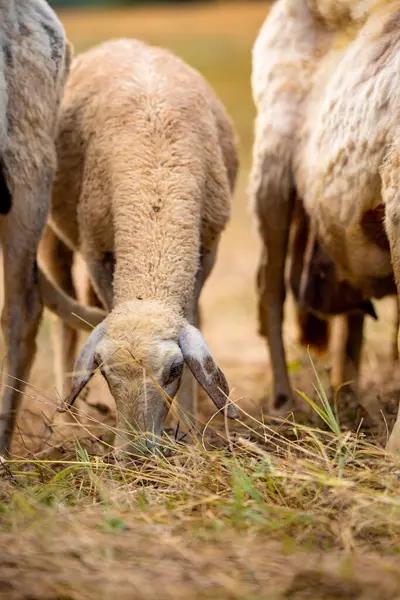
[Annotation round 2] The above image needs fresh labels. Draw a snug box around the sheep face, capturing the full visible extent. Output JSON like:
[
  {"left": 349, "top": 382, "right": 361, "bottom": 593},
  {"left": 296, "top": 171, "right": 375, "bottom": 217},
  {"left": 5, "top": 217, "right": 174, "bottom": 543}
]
[
  {"left": 62, "top": 300, "right": 236, "bottom": 456},
  {"left": 97, "top": 325, "right": 185, "bottom": 455}
]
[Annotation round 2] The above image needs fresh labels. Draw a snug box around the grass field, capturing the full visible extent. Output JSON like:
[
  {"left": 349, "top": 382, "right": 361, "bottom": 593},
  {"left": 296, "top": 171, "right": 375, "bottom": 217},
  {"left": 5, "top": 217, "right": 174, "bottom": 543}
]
[{"left": 1, "top": 2, "right": 400, "bottom": 599}]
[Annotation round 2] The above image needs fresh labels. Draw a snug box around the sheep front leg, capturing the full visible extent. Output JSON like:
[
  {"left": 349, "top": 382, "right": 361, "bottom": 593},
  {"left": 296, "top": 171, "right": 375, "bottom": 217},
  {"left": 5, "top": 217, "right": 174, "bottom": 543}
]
[
  {"left": 176, "top": 243, "right": 218, "bottom": 438},
  {"left": 0, "top": 182, "right": 51, "bottom": 455},
  {"left": 330, "top": 313, "right": 365, "bottom": 428},
  {"left": 175, "top": 305, "right": 199, "bottom": 440},
  {"left": 252, "top": 145, "right": 294, "bottom": 413}
]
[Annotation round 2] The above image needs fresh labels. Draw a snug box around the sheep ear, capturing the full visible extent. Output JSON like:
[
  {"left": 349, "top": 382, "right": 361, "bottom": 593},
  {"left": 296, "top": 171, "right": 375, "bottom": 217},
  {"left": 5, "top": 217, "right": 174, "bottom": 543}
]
[
  {"left": 178, "top": 324, "right": 238, "bottom": 419},
  {"left": 58, "top": 321, "right": 106, "bottom": 412}
]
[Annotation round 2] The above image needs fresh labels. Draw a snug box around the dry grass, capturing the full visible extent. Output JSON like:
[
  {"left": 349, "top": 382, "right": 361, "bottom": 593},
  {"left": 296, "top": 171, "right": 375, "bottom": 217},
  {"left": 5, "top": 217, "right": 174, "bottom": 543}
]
[
  {"left": 1, "top": 2, "right": 400, "bottom": 598},
  {"left": 2, "top": 412, "right": 400, "bottom": 599}
]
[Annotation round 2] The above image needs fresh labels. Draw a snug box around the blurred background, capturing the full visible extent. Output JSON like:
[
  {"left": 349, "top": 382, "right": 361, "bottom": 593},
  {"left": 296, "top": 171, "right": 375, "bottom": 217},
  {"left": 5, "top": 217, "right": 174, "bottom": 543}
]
[{"left": 49, "top": 0, "right": 264, "bottom": 6}]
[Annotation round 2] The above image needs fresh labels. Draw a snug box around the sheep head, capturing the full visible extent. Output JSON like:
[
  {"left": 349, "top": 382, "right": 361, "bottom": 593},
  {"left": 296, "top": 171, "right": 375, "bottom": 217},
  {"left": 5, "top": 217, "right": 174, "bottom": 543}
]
[{"left": 59, "top": 300, "right": 236, "bottom": 455}]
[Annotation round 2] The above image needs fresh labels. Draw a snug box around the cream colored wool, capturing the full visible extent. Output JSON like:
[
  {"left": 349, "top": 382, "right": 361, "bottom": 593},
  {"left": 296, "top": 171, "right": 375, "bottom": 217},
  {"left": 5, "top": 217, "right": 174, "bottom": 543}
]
[{"left": 43, "top": 39, "right": 239, "bottom": 454}]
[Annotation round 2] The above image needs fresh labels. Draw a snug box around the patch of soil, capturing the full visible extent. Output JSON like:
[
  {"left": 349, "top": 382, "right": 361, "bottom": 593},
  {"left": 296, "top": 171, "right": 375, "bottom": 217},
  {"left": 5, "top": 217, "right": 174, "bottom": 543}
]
[{"left": 1, "top": 516, "right": 400, "bottom": 600}]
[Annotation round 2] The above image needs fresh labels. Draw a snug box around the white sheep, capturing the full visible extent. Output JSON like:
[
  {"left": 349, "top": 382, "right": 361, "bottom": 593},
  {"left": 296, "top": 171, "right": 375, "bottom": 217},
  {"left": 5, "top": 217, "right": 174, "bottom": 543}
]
[
  {"left": 39, "top": 38, "right": 239, "bottom": 455},
  {"left": 251, "top": 0, "right": 400, "bottom": 448},
  {"left": 0, "top": 0, "right": 105, "bottom": 456}
]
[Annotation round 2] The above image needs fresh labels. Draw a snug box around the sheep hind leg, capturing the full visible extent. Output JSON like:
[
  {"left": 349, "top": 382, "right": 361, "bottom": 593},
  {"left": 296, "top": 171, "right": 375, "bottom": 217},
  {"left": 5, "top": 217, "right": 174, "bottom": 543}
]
[
  {"left": 330, "top": 314, "right": 364, "bottom": 392},
  {"left": 256, "top": 207, "right": 294, "bottom": 414},
  {"left": 0, "top": 181, "right": 51, "bottom": 456},
  {"left": 330, "top": 313, "right": 367, "bottom": 430},
  {"left": 39, "top": 225, "right": 78, "bottom": 399}
]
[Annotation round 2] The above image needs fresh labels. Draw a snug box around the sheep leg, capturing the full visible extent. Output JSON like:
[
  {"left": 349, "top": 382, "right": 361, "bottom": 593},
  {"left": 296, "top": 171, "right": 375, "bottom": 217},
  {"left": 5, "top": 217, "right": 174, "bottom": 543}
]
[
  {"left": 82, "top": 274, "right": 103, "bottom": 309},
  {"left": 176, "top": 244, "right": 217, "bottom": 438},
  {"left": 39, "top": 226, "right": 78, "bottom": 397},
  {"left": 0, "top": 183, "right": 50, "bottom": 455},
  {"left": 175, "top": 306, "right": 199, "bottom": 439},
  {"left": 330, "top": 314, "right": 364, "bottom": 392},
  {"left": 253, "top": 150, "right": 294, "bottom": 413}
]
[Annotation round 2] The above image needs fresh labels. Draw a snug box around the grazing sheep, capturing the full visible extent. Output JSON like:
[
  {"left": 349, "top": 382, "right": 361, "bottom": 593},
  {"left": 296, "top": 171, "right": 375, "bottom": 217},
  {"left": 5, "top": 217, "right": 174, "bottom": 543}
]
[
  {"left": 251, "top": 0, "right": 400, "bottom": 447},
  {"left": 40, "top": 39, "right": 239, "bottom": 455},
  {"left": 0, "top": 0, "right": 106, "bottom": 456}
]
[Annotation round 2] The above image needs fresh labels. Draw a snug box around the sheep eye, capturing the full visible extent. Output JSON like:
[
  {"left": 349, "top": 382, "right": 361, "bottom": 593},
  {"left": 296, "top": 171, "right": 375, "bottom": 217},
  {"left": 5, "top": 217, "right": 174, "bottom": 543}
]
[{"left": 165, "top": 359, "right": 184, "bottom": 386}]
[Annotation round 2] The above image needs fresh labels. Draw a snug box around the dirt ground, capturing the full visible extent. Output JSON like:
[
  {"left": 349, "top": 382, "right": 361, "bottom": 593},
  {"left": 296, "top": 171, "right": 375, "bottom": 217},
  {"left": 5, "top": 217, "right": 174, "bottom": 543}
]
[
  {"left": 1, "top": 3, "right": 400, "bottom": 599},
  {"left": 2, "top": 521, "right": 400, "bottom": 600}
]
